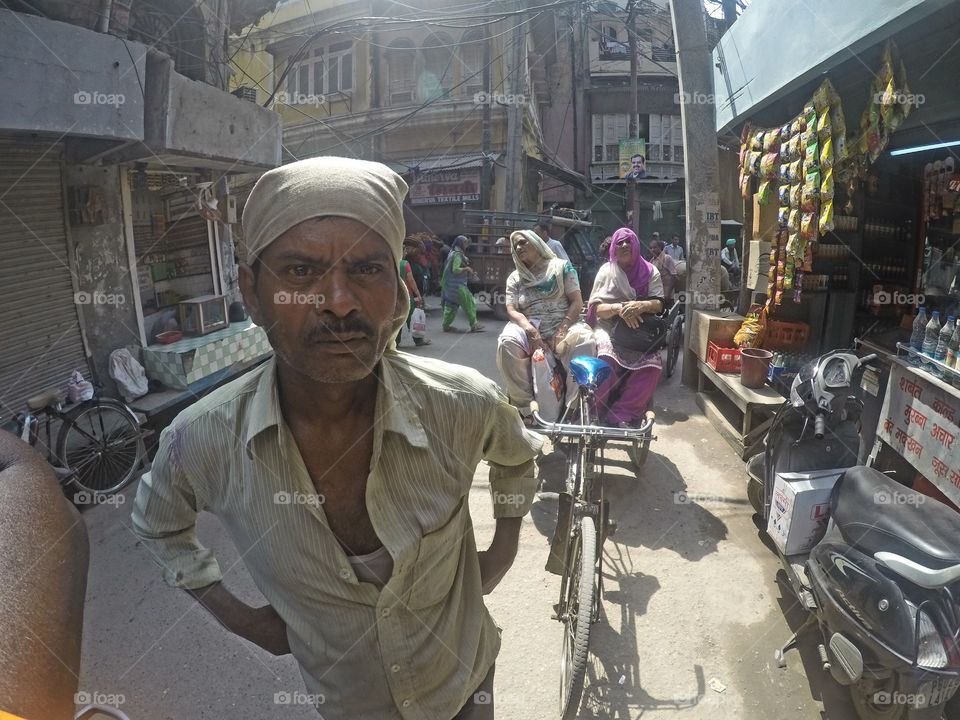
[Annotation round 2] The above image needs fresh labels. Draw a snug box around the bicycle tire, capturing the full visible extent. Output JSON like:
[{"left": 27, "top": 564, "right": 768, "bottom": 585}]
[
  {"left": 559, "top": 514, "right": 597, "bottom": 720},
  {"left": 56, "top": 398, "right": 144, "bottom": 496},
  {"left": 666, "top": 315, "right": 683, "bottom": 378}
]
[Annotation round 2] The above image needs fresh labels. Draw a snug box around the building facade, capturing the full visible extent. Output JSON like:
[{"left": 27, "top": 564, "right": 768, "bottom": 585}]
[
  {"left": 229, "top": 0, "right": 584, "bottom": 237},
  {"left": 0, "top": 0, "right": 281, "bottom": 409}
]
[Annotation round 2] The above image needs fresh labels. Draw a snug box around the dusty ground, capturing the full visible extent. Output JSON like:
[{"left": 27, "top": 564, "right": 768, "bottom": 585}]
[{"left": 75, "top": 301, "right": 859, "bottom": 719}]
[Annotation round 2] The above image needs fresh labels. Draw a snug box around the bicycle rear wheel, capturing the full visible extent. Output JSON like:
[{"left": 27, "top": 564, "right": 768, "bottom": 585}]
[
  {"left": 56, "top": 399, "right": 144, "bottom": 496},
  {"left": 560, "top": 514, "right": 597, "bottom": 720},
  {"left": 666, "top": 314, "right": 683, "bottom": 378}
]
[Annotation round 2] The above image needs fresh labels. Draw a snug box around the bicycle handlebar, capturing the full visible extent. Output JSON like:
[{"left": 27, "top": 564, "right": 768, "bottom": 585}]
[{"left": 528, "top": 401, "right": 655, "bottom": 440}]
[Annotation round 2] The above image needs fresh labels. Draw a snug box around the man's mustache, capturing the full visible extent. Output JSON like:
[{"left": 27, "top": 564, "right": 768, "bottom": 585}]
[{"left": 304, "top": 316, "right": 375, "bottom": 342}]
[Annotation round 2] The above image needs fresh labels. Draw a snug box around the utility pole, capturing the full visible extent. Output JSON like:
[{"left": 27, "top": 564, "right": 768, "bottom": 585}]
[
  {"left": 480, "top": 25, "right": 493, "bottom": 210},
  {"left": 626, "top": 0, "right": 642, "bottom": 248},
  {"left": 670, "top": 0, "right": 722, "bottom": 387},
  {"left": 504, "top": 1, "right": 526, "bottom": 213}
]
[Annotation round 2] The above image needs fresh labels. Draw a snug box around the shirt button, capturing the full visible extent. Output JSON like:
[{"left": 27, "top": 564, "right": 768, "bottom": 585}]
[
  {"left": 402, "top": 699, "right": 411, "bottom": 708},
  {"left": 391, "top": 664, "right": 401, "bottom": 673},
  {"left": 380, "top": 607, "right": 391, "bottom": 618},
  {"left": 339, "top": 568, "right": 352, "bottom": 580}
]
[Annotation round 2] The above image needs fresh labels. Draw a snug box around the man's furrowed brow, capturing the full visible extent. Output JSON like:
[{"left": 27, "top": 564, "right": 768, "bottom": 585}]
[{"left": 271, "top": 249, "right": 394, "bottom": 266}]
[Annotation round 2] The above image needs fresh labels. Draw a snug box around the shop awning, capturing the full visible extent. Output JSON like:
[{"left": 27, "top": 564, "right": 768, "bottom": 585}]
[
  {"left": 712, "top": 0, "right": 952, "bottom": 133},
  {"left": 387, "top": 153, "right": 498, "bottom": 175},
  {"left": 526, "top": 155, "right": 591, "bottom": 192}
]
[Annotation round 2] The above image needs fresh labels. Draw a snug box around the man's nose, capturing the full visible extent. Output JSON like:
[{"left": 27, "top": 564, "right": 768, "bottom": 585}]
[{"left": 316, "top": 273, "right": 361, "bottom": 316}]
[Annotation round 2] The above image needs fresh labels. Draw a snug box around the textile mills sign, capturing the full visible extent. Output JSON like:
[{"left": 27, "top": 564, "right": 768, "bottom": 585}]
[{"left": 410, "top": 168, "right": 481, "bottom": 205}]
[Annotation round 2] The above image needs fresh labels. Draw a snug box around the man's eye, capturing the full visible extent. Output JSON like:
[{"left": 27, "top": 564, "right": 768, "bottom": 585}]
[
  {"left": 289, "top": 265, "right": 312, "bottom": 277},
  {"left": 355, "top": 264, "right": 382, "bottom": 275}
]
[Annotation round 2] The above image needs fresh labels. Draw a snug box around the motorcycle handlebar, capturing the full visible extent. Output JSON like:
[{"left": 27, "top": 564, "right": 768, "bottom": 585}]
[
  {"left": 814, "top": 413, "right": 825, "bottom": 439},
  {"left": 528, "top": 401, "right": 655, "bottom": 439}
]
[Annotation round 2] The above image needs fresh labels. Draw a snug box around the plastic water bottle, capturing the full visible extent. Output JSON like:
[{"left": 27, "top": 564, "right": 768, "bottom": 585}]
[
  {"left": 922, "top": 311, "right": 941, "bottom": 370},
  {"left": 946, "top": 321, "right": 960, "bottom": 386},
  {"left": 934, "top": 316, "right": 955, "bottom": 377},
  {"left": 910, "top": 306, "right": 928, "bottom": 363}
]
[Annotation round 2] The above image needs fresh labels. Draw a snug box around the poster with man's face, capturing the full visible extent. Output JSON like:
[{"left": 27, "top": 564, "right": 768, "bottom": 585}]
[{"left": 619, "top": 139, "right": 647, "bottom": 179}]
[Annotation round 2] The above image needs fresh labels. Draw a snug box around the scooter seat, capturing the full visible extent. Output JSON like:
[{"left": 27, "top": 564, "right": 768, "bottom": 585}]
[
  {"left": 569, "top": 356, "right": 611, "bottom": 388},
  {"left": 831, "top": 466, "right": 960, "bottom": 570}
]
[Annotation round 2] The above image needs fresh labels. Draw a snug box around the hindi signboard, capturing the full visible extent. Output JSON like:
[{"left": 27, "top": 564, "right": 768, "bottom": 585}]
[
  {"left": 878, "top": 359, "right": 960, "bottom": 504},
  {"left": 409, "top": 168, "right": 481, "bottom": 205}
]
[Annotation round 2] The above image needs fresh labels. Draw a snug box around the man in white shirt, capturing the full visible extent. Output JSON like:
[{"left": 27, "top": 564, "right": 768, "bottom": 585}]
[
  {"left": 665, "top": 233, "right": 685, "bottom": 262},
  {"left": 721, "top": 238, "right": 740, "bottom": 287},
  {"left": 533, "top": 222, "right": 569, "bottom": 261}
]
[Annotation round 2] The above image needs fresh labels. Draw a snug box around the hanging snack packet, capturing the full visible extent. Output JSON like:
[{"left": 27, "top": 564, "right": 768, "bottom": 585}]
[
  {"left": 790, "top": 159, "right": 803, "bottom": 184},
  {"left": 788, "top": 208, "right": 801, "bottom": 231},
  {"left": 749, "top": 150, "right": 763, "bottom": 175},
  {"left": 817, "top": 111, "right": 832, "bottom": 140},
  {"left": 800, "top": 211, "right": 819, "bottom": 239},
  {"left": 820, "top": 136, "right": 833, "bottom": 170},
  {"left": 790, "top": 183, "right": 802, "bottom": 208},
  {"left": 740, "top": 174, "right": 752, "bottom": 199},
  {"left": 763, "top": 129, "right": 781, "bottom": 153},
  {"left": 778, "top": 184, "right": 791, "bottom": 205},
  {"left": 813, "top": 83, "right": 831, "bottom": 112},
  {"left": 819, "top": 199, "right": 835, "bottom": 235},
  {"left": 760, "top": 151, "right": 780, "bottom": 179},
  {"left": 758, "top": 179, "right": 774, "bottom": 204},
  {"left": 778, "top": 205, "right": 790, "bottom": 228},
  {"left": 820, "top": 167, "right": 834, "bottom": 199}
]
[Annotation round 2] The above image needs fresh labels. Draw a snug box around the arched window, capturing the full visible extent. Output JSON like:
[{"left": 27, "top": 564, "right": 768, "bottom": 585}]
[
  {"left": 419, "top": 33, "right": 455, "bottom": 101},
  {"left": 386, "top": 38, "right": 416, "bottom": 106},
  {"left": 458, "top": 29, "right": 484, "bottom": 97},
  {"left": 129, "top": 0, "right": 206, "bottom": 81}
]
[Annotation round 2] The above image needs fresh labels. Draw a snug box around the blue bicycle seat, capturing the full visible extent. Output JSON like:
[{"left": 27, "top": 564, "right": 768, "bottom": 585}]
[{"left": 569, "top": 356, "right": 611, "bottom": 387}]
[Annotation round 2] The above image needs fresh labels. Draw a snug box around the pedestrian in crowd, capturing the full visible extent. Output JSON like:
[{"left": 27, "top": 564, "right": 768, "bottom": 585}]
[
  {"left": 403, "top": 237, "right": 429, "bottom": 297},
  {"left": 398, "top": 242, "right": 431, "bottom": 347},
  {"left": 533, "top": 221, "right": 570, "bottom": 261},
  {"left": 721, "top": 238, "right": 740, "bottom": 286},
  {"left": 131, "top": 157, "right": 541, "bottom": 720},
  {"left": 599, "top": 235, "right": 612, "bottom": 257},
  {"left": 496, "top": 230, "right": 594, "bottom": 424},
  {"left": 664, "top": 233, "right": 685, "bottom": 262},
  {"left": 650, "top": 239, "right": 678, "bottom": 303},
  {"left": 441, "top": 235, "right": 485, "bottom": 332},
  {"left": 587, "top": 227, "right": 665, "bottom": 427}
]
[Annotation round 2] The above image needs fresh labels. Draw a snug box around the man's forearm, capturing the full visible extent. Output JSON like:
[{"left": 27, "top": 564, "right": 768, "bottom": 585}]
[{"left": 188, "top": 581, "right": 255, "bottom": 633}]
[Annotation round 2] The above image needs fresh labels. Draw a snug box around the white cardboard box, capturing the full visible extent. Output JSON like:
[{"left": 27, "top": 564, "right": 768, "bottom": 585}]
[{"left": 767, "top": 469, "right": 845, "bottom": 556}]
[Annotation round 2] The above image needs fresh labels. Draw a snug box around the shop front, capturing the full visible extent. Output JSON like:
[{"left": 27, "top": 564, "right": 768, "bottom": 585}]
[{"left": 708, "top": 0, "right": 960, "bottom": 500}]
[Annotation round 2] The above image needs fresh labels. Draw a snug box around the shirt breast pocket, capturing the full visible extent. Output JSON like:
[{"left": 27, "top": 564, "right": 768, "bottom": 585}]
[{"left": 407, "top": 497, "right": 468, "bottom": 610}]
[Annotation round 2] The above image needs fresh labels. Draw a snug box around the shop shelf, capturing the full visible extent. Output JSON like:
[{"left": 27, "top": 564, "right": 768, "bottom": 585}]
[{"left": 896, "top": 343, "right": 960, "bottom": 383}]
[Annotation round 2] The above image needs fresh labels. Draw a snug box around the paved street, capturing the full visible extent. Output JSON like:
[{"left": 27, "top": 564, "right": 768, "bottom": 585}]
[{"left": 77, "top": 301, "right": 859, "bottom": 719}]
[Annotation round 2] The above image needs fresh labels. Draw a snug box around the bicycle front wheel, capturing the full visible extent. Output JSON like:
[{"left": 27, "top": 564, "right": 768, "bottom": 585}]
[
  {"left": 666, "top": 315, "right": 683, "bottom": 378},
  {"left": 57, "top": 399, "right": 144, "bottom": 496},
  {"left": 560, "top": 514, "right": 597, "bottom": 720}
]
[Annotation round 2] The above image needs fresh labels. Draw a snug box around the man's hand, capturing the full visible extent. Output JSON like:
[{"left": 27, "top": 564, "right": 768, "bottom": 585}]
[
  {"left": 477, "top": 517, "right": 522, "bottom": 594},
  {"left": 188, "top": 582, "right": 291, "bottom": 656}
]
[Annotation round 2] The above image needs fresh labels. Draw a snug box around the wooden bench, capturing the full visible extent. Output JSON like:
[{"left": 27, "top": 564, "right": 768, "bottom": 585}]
[{"left": 695, "top": 359, "right": 785, "bottom": 459}]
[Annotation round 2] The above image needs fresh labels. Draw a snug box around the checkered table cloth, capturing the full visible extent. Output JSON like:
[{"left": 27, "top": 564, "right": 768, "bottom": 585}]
[{"left": 143, "top": 320, "right": 271, "bottom": 390}]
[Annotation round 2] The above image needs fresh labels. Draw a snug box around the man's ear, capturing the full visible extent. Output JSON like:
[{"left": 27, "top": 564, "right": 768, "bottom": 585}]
[{"left": 238, "top": 264, "right": 264, "bottom": 326}]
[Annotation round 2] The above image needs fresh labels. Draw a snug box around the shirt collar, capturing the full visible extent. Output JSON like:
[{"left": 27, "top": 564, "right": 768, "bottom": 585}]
[{"left": 244, "top": 353, "right": 429, "bottom": 449}]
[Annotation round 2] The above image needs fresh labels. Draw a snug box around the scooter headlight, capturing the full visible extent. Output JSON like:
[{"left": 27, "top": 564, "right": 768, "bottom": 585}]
[{"left": 917, "top": 609, "right": 949, "bottom": 669}]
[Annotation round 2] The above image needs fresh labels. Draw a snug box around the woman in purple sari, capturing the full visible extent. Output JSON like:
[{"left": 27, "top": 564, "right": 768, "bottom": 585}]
[{"left": 586, "top": 227, "right": 665, "bottom": 426}]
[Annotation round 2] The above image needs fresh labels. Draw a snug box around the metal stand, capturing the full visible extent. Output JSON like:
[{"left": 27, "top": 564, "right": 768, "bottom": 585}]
[{"left": 775, "top": 615, "right": 817, "bottom": 668}]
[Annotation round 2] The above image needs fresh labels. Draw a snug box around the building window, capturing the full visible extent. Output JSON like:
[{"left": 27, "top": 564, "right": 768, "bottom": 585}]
[
  {"left": 285, "top": 41, "right": 353, "bottom": 101},
  {"left": 421, "top": 33, "right": 455, "bottom": 101},
  {"left": 387, "top": 38, "right": 416, "bottom": 105},
  {"left": 592, "top": 113, "right": 630, "bottom": 163},
  {"left": 459, "top": 30, "right": 485, "bottom": 97}
]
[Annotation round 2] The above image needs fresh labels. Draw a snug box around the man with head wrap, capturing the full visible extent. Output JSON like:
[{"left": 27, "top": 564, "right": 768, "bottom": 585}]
[{"left": 131, "top": 157, "right": 542, "bottom": 719}]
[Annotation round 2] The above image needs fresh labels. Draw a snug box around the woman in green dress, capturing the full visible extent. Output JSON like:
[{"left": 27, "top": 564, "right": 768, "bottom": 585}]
[{"left": 441, "top": 235, "right": 485, "bottom": 332}]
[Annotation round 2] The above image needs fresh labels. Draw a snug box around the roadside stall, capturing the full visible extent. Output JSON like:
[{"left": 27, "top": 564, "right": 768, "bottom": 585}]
[{"left": 705, "top": 3, "right": 960, "bottom": 483}]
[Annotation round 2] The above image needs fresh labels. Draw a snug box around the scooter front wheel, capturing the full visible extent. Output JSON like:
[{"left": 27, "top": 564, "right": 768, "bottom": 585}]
[{"left": 849, "top": 676, "right": 907, "bottom": 720}]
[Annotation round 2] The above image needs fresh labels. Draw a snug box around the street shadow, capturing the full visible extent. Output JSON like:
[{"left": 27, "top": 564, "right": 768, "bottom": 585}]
[{"left": 531, "top": 445, "right": 728, "bottom": 563}]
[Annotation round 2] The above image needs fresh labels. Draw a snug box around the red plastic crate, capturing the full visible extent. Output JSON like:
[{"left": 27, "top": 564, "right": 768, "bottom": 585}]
[
  {"left": 707, "top": 341, "right": 742, "bottom": 373},
  {"left": 764, "top": 320, "right": 810, "bottom": 351}
]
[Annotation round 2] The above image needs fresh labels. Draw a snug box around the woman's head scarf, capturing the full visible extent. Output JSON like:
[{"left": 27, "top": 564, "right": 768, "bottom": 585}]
[
  {"left": 609, "top": 227, "right": 654, "bottom": 294},
  {"left": 510, "top": 229, "right": 568, "bottom": 301},
  {"left": 452, "top": 235, "right": 469, "bottom": 251}
]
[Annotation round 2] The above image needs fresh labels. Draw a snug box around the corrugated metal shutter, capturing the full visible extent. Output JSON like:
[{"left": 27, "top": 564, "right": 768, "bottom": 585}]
[{"left": 0, "top": 139, "right": 88, "bottom": 418}]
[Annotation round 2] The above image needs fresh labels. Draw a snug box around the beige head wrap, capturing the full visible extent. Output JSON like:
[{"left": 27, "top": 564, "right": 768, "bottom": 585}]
[{"left": 242, "top": 156, "right": 409, "bottom": 263}]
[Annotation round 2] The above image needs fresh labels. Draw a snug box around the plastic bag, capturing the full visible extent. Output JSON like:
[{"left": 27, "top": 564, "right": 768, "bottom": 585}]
[
  {"left": 411, "top": 307, "right": 427, "bottom": 339},
  {"left": 67, "top": 370, "right": 94, "bottom": 403},
  {"left": 109, "top": 348, "right": 148, "bottom": 403},
  {"left": 734, "top": 305, "right": 767, "bottom": 349},
  {"left": 531, "top": 348, "right": 563, "bottom": 422}
]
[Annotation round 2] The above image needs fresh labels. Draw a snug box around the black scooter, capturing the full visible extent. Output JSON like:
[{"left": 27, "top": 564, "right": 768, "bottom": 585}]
[{"left": 747, "top": 350, "right": 960, "bottom": 719}]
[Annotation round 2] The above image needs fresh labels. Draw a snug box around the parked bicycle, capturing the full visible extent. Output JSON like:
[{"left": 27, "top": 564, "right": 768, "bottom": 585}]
[
  {"left": 532, "top": 355, "right": 656, "bottom": 719},
  {"left": 7, "top": 386, "right": 146, "bottom": 498}
]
